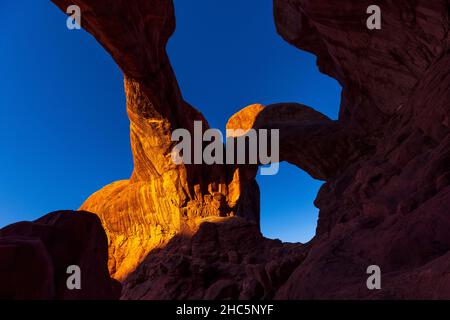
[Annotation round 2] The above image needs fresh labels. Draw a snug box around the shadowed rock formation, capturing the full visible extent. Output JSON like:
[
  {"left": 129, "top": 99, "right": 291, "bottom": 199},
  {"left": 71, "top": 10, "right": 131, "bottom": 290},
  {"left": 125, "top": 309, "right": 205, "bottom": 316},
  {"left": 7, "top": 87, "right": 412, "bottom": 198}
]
[
  {"left": 47, "top": 0, "right": 450, "bottom": 299},
  {"left": 272, "top": 0, "right": 450, "bottom": 299},
  {"left": 52, "top": 0, "right": 247, "bottom": 281},
  {"left": 0, "top": 211, "right": 120, "bottom": 299}
]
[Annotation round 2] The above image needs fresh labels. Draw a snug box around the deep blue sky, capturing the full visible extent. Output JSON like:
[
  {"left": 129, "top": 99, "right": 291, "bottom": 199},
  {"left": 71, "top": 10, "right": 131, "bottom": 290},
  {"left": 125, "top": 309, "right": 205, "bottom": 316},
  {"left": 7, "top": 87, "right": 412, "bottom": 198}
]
[{"left": 0, "top": 0, "right": 341, "bottom": 243}]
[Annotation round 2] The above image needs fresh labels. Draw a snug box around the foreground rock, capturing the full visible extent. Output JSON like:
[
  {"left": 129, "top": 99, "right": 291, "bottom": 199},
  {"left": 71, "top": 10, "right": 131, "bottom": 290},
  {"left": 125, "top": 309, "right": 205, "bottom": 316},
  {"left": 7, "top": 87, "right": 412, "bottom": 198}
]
[
  {"left": 121, "top": 218, "right": 305, "bottom": 300},
  {"left": 51, "top": 0, "right": 261, "bottom": 281},
  {"left": 0, "top": 211, "right": 120, "bottom": 299}
]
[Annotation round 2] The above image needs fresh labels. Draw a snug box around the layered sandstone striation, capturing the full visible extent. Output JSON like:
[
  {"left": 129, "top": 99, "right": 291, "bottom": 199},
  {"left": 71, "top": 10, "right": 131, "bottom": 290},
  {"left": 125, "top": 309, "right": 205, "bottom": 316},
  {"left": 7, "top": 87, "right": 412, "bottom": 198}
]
[{"left": 47, "top": 0, "right": 450, "bottom": 299}]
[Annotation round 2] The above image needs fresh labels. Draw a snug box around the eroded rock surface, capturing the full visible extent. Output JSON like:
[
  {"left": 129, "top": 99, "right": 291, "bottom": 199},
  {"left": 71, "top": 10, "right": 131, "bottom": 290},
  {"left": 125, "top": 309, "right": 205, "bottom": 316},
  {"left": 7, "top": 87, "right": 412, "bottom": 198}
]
[
  {"left": 0, "top": 211, "right": 120, "bottom": 299},
  {"left": 52, "top": 0, "right": 256, "bottom": 281},
  {"left": 273, "top": 0, "right": 450, "bottom": 299},
  {"left": 47, "top": 0, "right": 450, "bottom": 299}
]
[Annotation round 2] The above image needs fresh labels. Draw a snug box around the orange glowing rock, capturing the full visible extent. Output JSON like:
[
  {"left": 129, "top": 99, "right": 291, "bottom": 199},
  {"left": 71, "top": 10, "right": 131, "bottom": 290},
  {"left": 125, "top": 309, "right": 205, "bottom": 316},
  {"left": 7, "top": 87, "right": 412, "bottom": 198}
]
[
  {"left": 48, "top": 0, "right": 450, "bottom": 301},
  {"left": 50, "top": 0, "right": 356, "bottom": 281},
  {"left": 50, "top": 0, "right": 258, "bottom": 280}
]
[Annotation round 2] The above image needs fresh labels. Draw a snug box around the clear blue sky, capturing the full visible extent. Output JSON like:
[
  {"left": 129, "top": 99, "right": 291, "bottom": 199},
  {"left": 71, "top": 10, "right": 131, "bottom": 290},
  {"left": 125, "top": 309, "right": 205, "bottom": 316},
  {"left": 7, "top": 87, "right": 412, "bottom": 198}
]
[{"left": 0, "top": 0, "right": 341, "bottom": 243}]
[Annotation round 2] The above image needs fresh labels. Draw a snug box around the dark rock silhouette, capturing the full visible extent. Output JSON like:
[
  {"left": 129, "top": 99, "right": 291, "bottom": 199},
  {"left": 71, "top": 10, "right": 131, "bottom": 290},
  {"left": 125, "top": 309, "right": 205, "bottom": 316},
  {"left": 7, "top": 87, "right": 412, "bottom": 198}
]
[
  {"left": 0, "top": 211, "right": 121, "bottom": 299},
  {"left": 34, "top": 0, "right": 450, "bottom": 299}
]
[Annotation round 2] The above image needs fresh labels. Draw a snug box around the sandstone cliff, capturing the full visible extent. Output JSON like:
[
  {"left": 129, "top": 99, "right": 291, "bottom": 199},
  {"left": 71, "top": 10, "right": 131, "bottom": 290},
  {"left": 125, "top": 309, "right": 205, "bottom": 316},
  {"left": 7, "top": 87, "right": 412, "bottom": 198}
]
[{"left": 45, "top": 0, "right": 450, "bottom": 299}]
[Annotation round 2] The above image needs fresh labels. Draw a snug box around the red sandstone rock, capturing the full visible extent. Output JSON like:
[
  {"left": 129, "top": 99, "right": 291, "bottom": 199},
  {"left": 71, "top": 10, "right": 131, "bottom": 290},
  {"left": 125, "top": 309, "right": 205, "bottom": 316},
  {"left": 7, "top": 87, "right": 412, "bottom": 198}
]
[
  {"left": 51, "top": 0, "right": 259, "bottom": 280},
  {"left": 273, "top": 0, "right": 450, "bottom": 299},
  {"left": 0, "top": 211, "right": 121, "bottom": 299},
  {"left": 0, "top": 238, "right": 54, "bottom": 299},
  {"left": 120, "top": 218, "right": 306, "bottom": 300},
  {"left": 46, "top": 0, "right": 450, "bottom": 300}
]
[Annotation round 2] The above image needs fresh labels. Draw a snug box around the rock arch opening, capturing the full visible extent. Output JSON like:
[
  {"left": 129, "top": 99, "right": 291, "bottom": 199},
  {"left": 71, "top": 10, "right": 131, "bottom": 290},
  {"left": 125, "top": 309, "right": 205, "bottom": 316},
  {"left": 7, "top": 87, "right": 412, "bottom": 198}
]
[{"left": 167, "top": 0, "right": 341, "bottom": 242}]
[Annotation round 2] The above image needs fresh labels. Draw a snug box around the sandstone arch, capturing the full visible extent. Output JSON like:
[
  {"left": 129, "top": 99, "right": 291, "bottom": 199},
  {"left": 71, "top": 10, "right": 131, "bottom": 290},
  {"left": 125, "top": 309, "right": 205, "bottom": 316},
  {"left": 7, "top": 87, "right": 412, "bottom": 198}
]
[
  {"left": 48, "top": 0, "right": 450, "bottom": 300},
  {"left": 50, "top": 0, "right": 360, "bottom": 280}
]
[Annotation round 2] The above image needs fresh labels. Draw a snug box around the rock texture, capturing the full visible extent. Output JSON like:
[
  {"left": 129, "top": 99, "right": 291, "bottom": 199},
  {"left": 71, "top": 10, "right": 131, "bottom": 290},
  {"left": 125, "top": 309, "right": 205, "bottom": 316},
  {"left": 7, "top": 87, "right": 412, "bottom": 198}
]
[
  {"left": 227, "top": 103, "right": 366, "bottom": 180},
  {"left": 0, "top": 211, "right": 120, "bottom": 299},
  {"left": 51, "top": 0, "right": 261, "bottom": 281},
  {"left": 47, "top": 0, "right": 450, "bottom": 299},
  {"left": 121, "top": 217, "right": 306, "bottom": 300},
  {"left": 272, "top": 0, "right": 450, "bottom": 299}
]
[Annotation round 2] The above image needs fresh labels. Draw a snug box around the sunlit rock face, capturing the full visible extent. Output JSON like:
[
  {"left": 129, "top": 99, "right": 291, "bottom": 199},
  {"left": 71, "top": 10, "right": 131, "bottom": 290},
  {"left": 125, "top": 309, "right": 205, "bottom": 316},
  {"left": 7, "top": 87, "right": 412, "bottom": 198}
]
[
  {"left": 80, "top": 75, "right": 234, "bottom": 280},
  {"left": 49, "top": 0, "right": 450, "bottom": 299},
  {"left": 227, "top": 103, "right": 365, "bottom": 180},
  {"left": 121, "top": 217, "right": 306, "bottom": 300}
]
